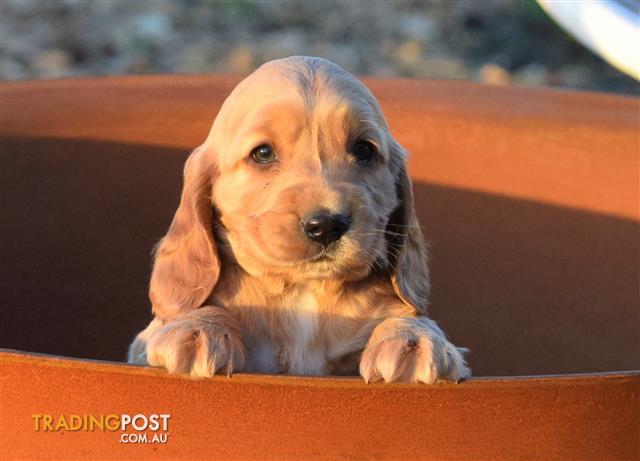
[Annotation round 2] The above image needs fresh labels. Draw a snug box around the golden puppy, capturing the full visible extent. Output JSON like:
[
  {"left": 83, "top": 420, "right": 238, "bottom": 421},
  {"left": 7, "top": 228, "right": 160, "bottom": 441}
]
[{"left": 128, "top": 56, "right": 469, "bottom": 383}]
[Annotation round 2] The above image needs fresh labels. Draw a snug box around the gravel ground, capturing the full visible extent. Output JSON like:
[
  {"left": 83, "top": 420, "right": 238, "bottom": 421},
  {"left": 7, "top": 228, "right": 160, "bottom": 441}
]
[{"left": 1, "top": 0, "right": 638, "bottom": 95}]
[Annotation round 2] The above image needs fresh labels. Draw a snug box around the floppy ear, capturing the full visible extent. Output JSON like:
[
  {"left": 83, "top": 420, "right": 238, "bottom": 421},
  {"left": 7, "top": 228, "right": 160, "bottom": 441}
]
[
  {"left": 386, "top": 140, "right": 430, "bottom": 315},
  {"left": 149, "top": 144, "right": 220, "bottom": 320}
]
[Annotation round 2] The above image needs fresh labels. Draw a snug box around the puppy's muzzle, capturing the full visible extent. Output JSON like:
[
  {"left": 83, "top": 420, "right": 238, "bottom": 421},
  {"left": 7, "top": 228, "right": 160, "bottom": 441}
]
[{"left": 302, "top": 211, "right": 351, "bottom": 247}]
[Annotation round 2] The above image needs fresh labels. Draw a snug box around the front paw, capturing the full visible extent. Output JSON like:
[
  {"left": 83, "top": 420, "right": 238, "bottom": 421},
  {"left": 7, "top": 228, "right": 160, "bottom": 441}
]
[
  {"left": 359, "top": 317, "right": 470, "bottom": 384},
  {"left": 140, "top": 307, "right": 246, "bottom": 378},
  {"left": 127, "top": 318, "right": 164, "bottom": 365}
]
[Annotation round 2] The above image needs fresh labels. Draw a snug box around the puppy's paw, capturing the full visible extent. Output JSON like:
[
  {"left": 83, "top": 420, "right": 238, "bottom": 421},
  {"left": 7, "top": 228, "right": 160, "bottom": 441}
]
[
  {"left": 127, "top": 318, "right": 164, "bottom": 365},
  {"left": 359, "top": 317, "right": 470, "bottom": 384},
  {"left": 143, "top": 307, "right": 246, "bottom": 378}
]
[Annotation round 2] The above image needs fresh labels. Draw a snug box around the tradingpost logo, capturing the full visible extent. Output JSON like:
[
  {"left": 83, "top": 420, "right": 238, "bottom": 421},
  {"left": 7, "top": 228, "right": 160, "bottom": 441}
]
[{"left": 32, "top": 413, "right": 171, "bottom": 444}]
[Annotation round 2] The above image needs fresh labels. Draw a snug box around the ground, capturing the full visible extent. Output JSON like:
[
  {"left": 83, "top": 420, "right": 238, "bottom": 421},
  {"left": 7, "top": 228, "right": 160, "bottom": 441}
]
[{"left": 1, "top": 0, "right": 637, "bottom": 94}]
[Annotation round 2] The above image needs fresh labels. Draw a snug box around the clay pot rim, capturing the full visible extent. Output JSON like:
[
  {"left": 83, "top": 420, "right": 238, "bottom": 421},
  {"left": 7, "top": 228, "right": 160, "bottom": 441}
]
[{"left": 3, "top": 349, "right": 638, "bottom": 387}]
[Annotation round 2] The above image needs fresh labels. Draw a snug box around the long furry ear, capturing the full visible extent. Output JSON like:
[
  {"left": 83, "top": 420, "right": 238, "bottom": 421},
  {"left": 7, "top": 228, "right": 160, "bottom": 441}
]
[
  {"left": 386, "top": 140, "right": 430, "bottom": 315},
  {"left": 149, "top": 144, "right": 220, "bottom": 320}
]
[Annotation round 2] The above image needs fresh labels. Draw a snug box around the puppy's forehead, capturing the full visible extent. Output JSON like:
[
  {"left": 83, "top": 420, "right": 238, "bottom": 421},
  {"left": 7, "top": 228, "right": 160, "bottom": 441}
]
[
  {"left": 262, "top": 58, "right": 382, "bottom": 114},
  {"left": 234, "top": 58, "right": 384, "bottom": 123},
  {"left": 211, "top": 57, "right": 389, "bottom": 167}
]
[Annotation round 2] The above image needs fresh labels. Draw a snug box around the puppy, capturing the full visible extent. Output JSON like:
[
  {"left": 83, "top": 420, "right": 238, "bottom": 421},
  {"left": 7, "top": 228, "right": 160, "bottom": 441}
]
[{"left": 128, "top": 56, "right": 470, "bottom": 383}]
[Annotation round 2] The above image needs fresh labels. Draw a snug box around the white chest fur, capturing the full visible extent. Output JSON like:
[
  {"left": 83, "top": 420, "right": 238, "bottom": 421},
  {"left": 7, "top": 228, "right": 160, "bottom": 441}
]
[
  {"left": 243, "top": 288, "right": 329, "bottom": 376},
  {"left": 285, "top": 290, "right": 327, "bottom": 375}
]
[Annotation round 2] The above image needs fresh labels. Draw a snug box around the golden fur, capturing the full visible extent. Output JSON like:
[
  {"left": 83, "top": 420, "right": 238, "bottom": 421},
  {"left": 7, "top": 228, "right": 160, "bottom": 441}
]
[{"left": 128, "top": 56, "right": 469, "bottom": 383}]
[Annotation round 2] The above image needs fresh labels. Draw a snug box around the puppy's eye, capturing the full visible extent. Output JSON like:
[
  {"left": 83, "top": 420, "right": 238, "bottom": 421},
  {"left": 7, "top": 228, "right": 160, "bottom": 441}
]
[
  {"left": 250, "top": 144, "right": 277, "bottom": 164},
  {"left": 351, "top": 140, "right": 377, "bottom": 163}
]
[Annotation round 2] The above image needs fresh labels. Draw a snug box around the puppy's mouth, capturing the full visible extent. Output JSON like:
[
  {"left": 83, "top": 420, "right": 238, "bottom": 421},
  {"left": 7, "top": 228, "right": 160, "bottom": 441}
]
[
  {"left": 301, "top": 235, "right": 376, "bottom": 273},
  {"left": 309, "top": 250, "right": 336, "bottom": 263},
  {"left": 305, "top": 243, "right": 340, "bottom": 263},
  {"left": 298, "top": 243, "right": 376, "bottom": 282}
]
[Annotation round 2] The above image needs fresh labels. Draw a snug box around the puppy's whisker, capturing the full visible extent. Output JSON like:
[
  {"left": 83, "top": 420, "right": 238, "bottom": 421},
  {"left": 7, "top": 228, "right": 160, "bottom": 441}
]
[
  {"left": 386, "top": 224, "right": 424, "bottom": 230},
  {"left": 351, "top": 230, "right": 406, "bottom": 238},
  {"left": 352, "top": 244, "right": 395, "bottom": 274}
]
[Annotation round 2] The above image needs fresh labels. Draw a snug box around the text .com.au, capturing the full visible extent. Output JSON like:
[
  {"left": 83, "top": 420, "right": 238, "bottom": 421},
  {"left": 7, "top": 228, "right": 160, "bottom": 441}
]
[{"left": 31, "top": 414, "right": 170, "bottom": 444}]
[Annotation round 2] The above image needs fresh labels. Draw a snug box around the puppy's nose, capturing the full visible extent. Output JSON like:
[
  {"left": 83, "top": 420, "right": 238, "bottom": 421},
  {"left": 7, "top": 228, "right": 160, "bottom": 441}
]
[{"left": 302, "top": 212, "right": 351, "bottom": 247}]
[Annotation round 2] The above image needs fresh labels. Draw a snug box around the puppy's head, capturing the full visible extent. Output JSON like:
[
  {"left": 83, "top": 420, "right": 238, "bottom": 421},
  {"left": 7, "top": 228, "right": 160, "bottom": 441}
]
[{"left": 150, "top": 57, "right": 429, "bottom": 319}]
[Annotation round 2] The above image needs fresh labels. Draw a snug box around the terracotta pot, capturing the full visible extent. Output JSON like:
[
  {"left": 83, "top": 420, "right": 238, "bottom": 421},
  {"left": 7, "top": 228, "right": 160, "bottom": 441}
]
[{"left": 1, "top": 76, "right": 638, "bottom": 460}]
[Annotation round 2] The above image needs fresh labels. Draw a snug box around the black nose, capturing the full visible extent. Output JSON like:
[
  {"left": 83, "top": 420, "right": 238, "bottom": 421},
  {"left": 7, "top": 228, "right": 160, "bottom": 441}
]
[{"left": 302, "top": 212, "right": 351, "bottom": 247}]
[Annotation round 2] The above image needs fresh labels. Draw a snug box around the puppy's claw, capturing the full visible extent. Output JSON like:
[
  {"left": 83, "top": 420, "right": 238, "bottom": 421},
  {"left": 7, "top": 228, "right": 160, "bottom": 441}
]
[
  {"left": 359, "top": 317, "right": 470, "bottom": 384},
  {"left": 141, "top": 308, "right": 246, "bottom": 378}
]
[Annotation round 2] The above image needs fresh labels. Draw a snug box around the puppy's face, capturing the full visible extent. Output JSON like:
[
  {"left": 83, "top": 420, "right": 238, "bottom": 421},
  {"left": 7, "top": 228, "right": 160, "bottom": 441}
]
[{"left": 208, "top": 59, "right": 401, "bottom": 282}]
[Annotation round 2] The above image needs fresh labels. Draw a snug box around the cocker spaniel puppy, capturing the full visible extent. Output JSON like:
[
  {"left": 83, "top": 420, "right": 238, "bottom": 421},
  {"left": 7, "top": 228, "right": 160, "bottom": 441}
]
[{"left": 128, "top": 56, "right": 470, "bottom": 383}]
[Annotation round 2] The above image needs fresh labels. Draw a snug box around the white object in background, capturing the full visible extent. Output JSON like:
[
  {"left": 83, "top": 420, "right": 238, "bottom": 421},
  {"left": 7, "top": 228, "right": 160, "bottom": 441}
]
[{"left": 537, "top": 0, "right": 640, "bottom": 81}]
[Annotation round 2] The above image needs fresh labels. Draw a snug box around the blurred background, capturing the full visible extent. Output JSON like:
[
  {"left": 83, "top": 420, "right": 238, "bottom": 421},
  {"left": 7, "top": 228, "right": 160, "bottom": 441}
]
[{"left": 1, "top": 0, "right": 638, "bottom": 95}]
